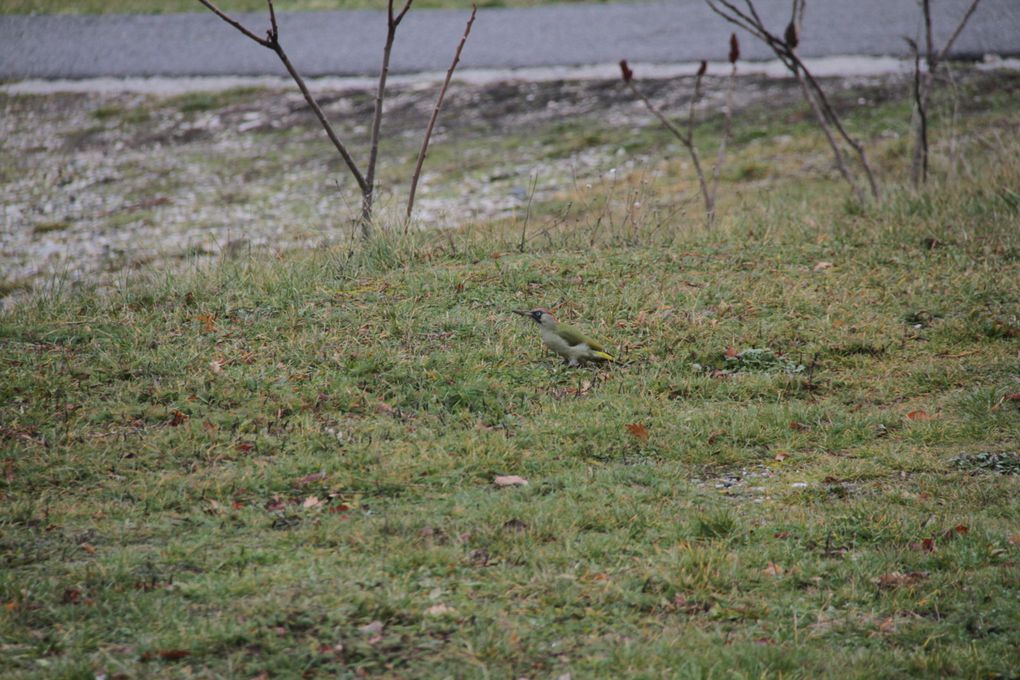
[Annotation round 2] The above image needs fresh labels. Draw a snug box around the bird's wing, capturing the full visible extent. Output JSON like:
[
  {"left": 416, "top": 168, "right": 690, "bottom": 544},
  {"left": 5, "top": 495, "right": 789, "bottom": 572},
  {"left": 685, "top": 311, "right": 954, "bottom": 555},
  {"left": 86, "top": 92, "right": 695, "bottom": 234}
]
[{"left": 558, "top": 324, "right": 606, "bottom": 351}]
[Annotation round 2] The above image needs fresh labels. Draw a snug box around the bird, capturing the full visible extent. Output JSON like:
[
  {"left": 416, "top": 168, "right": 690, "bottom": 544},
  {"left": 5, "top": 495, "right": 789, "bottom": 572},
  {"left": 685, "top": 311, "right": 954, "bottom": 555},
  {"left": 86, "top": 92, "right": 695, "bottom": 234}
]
[{"left": 512, "top": 308, "right": 615, "bottom": 367}]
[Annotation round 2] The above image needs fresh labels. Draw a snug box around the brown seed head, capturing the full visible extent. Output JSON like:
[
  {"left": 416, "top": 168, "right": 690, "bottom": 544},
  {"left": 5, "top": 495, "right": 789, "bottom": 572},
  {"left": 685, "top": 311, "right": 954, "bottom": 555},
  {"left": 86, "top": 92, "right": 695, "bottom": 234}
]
[
  {"left": 697, "top": 60, "right": 707, "bottom": 77},
  {"left": 784, "top": 21, "right": 799, "bottom": 49},
  {"left": 729, "top": 33, "right": 740, "bottom": 63},
  {"left": 619, "top": 59, "right": 633, "bottom": 83}
]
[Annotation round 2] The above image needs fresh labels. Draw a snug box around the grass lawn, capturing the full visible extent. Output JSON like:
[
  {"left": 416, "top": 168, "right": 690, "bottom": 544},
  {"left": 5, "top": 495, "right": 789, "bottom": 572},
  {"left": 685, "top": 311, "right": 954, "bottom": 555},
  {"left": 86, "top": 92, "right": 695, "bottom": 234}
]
[
  {"left": 2, "top": 0, "right": 584, "bottom": 15},
  {"left": 2, "top": 71, "right": 1020, "bottom": 677}
]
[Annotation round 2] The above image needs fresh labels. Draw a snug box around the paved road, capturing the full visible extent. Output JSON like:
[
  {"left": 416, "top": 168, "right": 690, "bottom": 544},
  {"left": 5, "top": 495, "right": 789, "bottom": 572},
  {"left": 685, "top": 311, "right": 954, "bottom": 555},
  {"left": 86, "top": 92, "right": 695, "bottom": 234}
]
[{"left": 1, "top": 0, "right": 1018, "bottom": 80}]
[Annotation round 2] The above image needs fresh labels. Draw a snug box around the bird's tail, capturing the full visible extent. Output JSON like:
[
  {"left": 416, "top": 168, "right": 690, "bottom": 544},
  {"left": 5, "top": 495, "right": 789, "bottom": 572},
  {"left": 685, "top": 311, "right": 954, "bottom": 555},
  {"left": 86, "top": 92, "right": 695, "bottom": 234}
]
[{"left": 592, "top": 351, "right": 615, "bottom": 362}]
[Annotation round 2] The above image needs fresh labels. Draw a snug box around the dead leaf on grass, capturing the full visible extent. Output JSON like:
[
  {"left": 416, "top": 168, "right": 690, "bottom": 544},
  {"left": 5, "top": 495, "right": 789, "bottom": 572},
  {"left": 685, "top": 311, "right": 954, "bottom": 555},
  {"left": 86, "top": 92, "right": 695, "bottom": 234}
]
[
  {"left": 906, "top": 410, "right": 931, "bottom": 421},
  {"left": 1007, "top": 534, "right": 1020, "bottom": 547},
  {"left": 625, "top": 423, "right": 649, "bottom": 442},
  {"left": 359, "top": 621, "right": 384, "bottom": 636},
  {"left": 875, "top": 571, "right": 927, "bottom": 589},
  {"left": 424, "top": 603, "right": 457, "bottom": 617},
  {"left": 774, "top": 451, "right": 790, "bottom": 462},
  {"left": 302, "top": 496, "right": 322, "bottom": 509},
  {"left": 813, "top": 261, "right": 834, "bottom": 271},
  {"left": 763, "top": 562, "right": 785, "bottom": 577},
  {"left": 196, "top": 313, "right": 216, "bottom": 333},
  {"left": 296, "top": 472, "right": 326, "bottom": 487},
  {"left": 494, "top": 475, "right": 528, "bottom": 487}
]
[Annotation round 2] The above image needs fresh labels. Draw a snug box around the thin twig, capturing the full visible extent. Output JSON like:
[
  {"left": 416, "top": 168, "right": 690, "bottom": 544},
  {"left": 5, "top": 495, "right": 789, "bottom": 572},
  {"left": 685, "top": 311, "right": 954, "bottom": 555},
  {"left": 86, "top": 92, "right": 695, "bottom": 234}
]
[
  {"left": 364, "top": 0, "right": 414, "bottom": 232},
  {"left": 196, "top": 0, "right": 366, "bottom": 195},
  {"left": 406, "top": 5, "right": 476, "bottom": 227},
  {"left": 707, "top": 0, "right": 878, "bottom": 201},
  {"left": 518, "top": 173, "right": 539, "bottom": 253},
  {"left": 623, "top": 74, "right": 712, "bottom": 221},
  {"left": 906, "top": 37, "right": 929, "bottom": 185},
  {"left": 937, "top": 0, "right": 982, "bottom": 63},
  {"left": 709, "top": 59, "right": 738, "bottom": 222}
]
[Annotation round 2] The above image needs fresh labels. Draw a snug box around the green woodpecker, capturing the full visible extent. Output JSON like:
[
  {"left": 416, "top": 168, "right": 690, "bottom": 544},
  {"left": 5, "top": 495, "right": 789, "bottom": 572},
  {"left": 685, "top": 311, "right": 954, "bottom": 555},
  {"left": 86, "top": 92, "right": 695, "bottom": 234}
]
[{"left": 513, "top": 308, "right": 615, "bottom": 367}]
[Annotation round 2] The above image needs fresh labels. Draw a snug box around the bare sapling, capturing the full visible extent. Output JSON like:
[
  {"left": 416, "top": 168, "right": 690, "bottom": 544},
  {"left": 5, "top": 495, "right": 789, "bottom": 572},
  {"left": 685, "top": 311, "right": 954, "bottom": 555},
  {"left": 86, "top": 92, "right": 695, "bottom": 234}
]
[
  {"left": 706, "top": 0, "right": 879, "bottom": 203},
  {"left": 906, "top": 0, "right": 982, "bottom": 186},
  {"left": 619, "top": 35, "right": 738, "bottom": 226},
  {"left": 406, "top": 5, "right": 477, "bottom": 229},
  {"left": 198, "top": 0, "right": 475, "bottom": 238}
]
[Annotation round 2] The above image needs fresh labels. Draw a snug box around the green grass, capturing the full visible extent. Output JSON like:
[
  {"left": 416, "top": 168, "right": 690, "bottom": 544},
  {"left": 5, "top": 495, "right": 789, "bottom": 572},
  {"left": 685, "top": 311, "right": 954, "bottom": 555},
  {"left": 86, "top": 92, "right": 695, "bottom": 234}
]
[
  {"left": 3, "top": 80, "right": 1020, "bottom": 677},
  {"left": 4, "top": 0, "right": 594, "bottom": 15}
]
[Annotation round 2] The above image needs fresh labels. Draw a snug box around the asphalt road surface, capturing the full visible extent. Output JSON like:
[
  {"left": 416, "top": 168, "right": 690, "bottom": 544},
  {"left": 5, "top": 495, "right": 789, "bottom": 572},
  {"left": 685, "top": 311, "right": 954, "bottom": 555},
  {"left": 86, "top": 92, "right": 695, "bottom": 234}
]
[{"left": 1, "top": 0, "right": 1018, "bottom": 80}]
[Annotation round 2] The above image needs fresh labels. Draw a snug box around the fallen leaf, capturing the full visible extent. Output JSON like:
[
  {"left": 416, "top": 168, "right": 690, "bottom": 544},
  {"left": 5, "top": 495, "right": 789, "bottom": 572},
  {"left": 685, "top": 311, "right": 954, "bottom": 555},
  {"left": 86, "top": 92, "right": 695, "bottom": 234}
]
[
  {"left": 302, "top": 496, "right": 322, "bottom": 509},
  {"left": 763, "top": 562, "right": 785, "bottom": 577},
  {"left": 813, "top": 261, "right": 834, "bottom": 271},
  {"left": 376, "top": 402, "right": 397, "bottom": 416},
  {"left": 168, "top": 410, "right": 188, "bottom": 427},
  {"left": 773, "top": 531, "right": 791, "bottom": 539},
  {"left": 503, "top": 518, "right": 529, "bottom": 532},
  {"left": 724, "top": 346, "right": 739, "bottom": 359},
  {"left": 789, "top": 421, "right": 808, "bottom": 431},
  {"left": 1007, "top": 393, "right": 1020, "bottom": 402},
  {"left": 625, "top": 423, "right": 649, "bottom": 442},
  {"left": 494, "top": 475, "right": 528, "bottom": 487},
  {"left": 878, "top": 617, "right": 897, "bottom": 634},
  {"left": 424, "top": 603, "right": 457, "bottom": 617},
  {"left": 61, "top": 588, "right": 82, "bottom": 604},
  {"left": 707, "top": 430, "right": 725, "bottom": 444},
  {"left": 908, "top": 538, "right": 936, "bottom": 552},
  {"left": 941, "top": 525, "right": 968, "bottom": 541},
  {"left": 774, "top": 451, "right": 789, "bottom": 462},
  {"left": 906, "top": 410, "right": 930, "bottom": 421},
  {"left": 157, "top": 649, "right": 191, "bottom": 661},
  {"left": 196, "top": 313, "right": 216, "bottom": 333},
  {"left": 236, "top": 441, "right": 254, "bottom": 454},
  {"left": 876, "top": 571, "right": 927, "bottom": 589},
  {"left": 208, "top": 358, "right": 225, "bottom": 374},
  {"left": 297, "top": 472, "right": 326, "bottom": 487},
  {"left": 1007, "top": 534, "right": 1020, "bottom": 547},
  {"left": 80, "top": 543, "right": 96, "bottom": 555},
  {"left": 359, "top": 621, "right": 384, "bottom": 636}
]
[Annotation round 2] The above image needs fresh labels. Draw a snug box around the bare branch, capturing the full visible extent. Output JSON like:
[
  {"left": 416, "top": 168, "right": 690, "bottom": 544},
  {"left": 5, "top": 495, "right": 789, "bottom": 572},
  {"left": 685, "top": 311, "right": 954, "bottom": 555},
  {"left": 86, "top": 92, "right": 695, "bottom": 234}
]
[
  {"left": 197, "top": 0, "right": 366, "bottom": 197},
  {"left": 937, "top": 0, "right": 982, "bottom": 63},
  {"left": 622, "top": 66, "right": 712, "bottom": 222},
  {"left": 406, "top": 5, "right": 477, "bottom": 225},
  {"left": 394, "top": 0, "right": 415, "bottom": 26},
  {"left": 922, "top": 0, "right": 935, "bottom": 67},
  {"left": 272, "top": 45, "right": 367, "bottom": 193},
  {"left": 905, "top": 37, "right": 929, "bottom": 185},
  {"left": 197, "top": 0, "right": 271, "bottom": 46},
  {"left": 708, "top": 0, "right": 878, "bottom": 201},
  {"left": 266, "top": 0, "right": 279, "bottom": 42}
]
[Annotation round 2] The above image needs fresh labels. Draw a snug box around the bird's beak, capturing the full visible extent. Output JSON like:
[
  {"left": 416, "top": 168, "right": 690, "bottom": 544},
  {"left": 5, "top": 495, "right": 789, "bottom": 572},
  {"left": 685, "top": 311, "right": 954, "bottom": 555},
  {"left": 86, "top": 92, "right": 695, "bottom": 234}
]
[{"left": 511, "top": 309, "right": 530, "bottom": 317}]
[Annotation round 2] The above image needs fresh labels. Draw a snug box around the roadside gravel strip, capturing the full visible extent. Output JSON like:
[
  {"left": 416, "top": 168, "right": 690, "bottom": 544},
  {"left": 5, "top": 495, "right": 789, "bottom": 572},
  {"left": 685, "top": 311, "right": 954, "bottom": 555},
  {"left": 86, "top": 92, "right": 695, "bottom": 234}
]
[{"left": 1, "top": 0, "right": 1018, "bottom": 80}]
